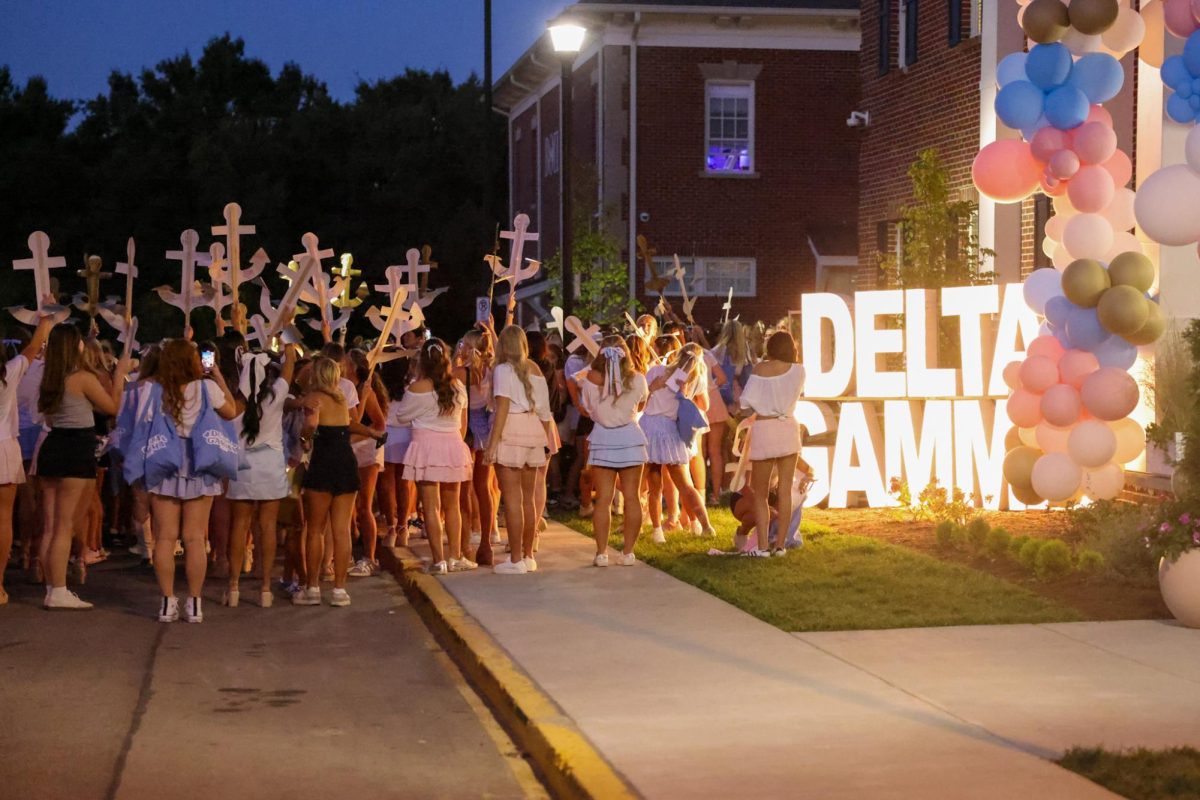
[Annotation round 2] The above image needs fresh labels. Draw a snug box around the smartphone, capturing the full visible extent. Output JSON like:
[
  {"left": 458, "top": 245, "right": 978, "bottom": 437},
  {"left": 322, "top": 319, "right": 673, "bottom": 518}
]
[{"left": 200, "top": 349, "right": 216, "bottom": 373}]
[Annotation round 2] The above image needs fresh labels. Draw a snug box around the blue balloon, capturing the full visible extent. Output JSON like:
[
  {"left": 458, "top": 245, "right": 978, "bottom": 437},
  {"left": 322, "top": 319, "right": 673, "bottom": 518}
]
[
  {"left": 1044, "top": 295, "right": 1074, "bottom": 328},
  {"left": 1055, "top": 328, "right": 1074, "bottom": 351},
  {"left": 1065, "top": 306, "right": 1110, "bottom": 351},
  {"left": 996, "top": 81, "right": 1046, "bottom": 130},
  {"left": 1163, "top": 55, "right": 1190, "bottom": 89},
  {"left": 998, "top": 52, "right": 1029, "bottom": 87},
  {"left": 1068, "top": 53, "right": 1124, "bottom": 104},
  {"left": 1180, "top": 81, "right": 1195, "bottom": 99},
  {"left": 1167, "top": 92, "right": 1197, "bottom": 124},
  {"left": 1026, "top": 43, "right": 1074, "bottom": 90},
  {"left": 1093, "top": 334, "right": 1137, "bottom": 369},
  {"left": 1184, "top": 30, "right": 1200, "bottom": 76},
  {"left": 1044, "top": 85, "right": 1089, "bottom": 130}
]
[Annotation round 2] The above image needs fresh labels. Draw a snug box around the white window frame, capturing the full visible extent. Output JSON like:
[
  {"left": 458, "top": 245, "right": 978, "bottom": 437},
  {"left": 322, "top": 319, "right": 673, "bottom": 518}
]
[
  {"left": 648, "top": 256, "right": 756, "bottom": 298},
  {"left": 704, "top": 81, "right": 755, "bottom": 175}
]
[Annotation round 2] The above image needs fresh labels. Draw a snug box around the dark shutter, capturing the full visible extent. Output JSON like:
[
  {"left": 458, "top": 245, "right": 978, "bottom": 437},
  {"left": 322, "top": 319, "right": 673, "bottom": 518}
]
[
  {"left": 905, "top": 0, "right": 919, "bottom": 65},
  {"left": 949, "top": 0, "right": 963, "bottom": 46},
  {"left": 879, "top": 0, "right": 891, "bottom": 75},
  {"left": 1033, "top": 195, "right": 1052, "bottom": 269}
]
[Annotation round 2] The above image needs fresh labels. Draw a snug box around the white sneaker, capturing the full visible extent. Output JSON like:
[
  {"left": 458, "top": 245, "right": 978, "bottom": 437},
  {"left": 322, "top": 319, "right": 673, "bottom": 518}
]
[
  {"left": 292, "top": 587, "right": 322, "bottom": 605},
  {"left": 651, "top": 527, "right": 666, "bottom": 544},
  {"left": 184, "top": 597, "right": 203, "bottom": 623},
  {"left": 701, "top": 525, "right": 716, "bottom": 537},
  {"left": 44, "top": 587, "right": 93, "bottom": 611},
  {"left": 579, "top": 504, "right": 594, "bottom": 517},
  {"left": 493, "top": 559, "right": 528, "bottom": 575},
  {"left": 426, "top": 560, "right": 448, "bottom": 575},
  {"left": 771, "top": 548, "right": 788, "bottom": 557},
  {"left": 330, "top": 588, "right": 351, "bottom": 607},
  {"left": 449, "top": 557, "right": 478, "bottom": 572},
  {"left": 691, "top": 519, "right": 703, "bottom": 535},
  {"left": 522, "top": 556, "right": 538, "bottom": 572},
  {"left": 129, "top": 542, "right": 147, "bottom": 557},
  {"left": 740, "top": 549, "right": 771, "bottom": 558},
  {"left": 593, "top": 554, "right": 609, "bottom": 567},
  {"left": 348, "top": 558, "right": 374, "bottom": 578},
  {"left": 490, "top": 530, "right": 502, "bottom": 545},
  {"left": 158, "top": 596, "right": 179, "bottom": 622},
  {"left": 618, "top": 552, "right": 637, "bottom": 566},
  {"left": 469, "top": 530, "right": 482, "bottom": 545}
]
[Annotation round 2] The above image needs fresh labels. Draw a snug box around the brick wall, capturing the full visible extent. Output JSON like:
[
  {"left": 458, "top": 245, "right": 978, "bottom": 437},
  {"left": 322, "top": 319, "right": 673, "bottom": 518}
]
[
  {"left": 858, "top": 0, "right": 981, "bottom": 288},
  {"left": 635, "top": 46, "right": 860, "bottom": 327}
]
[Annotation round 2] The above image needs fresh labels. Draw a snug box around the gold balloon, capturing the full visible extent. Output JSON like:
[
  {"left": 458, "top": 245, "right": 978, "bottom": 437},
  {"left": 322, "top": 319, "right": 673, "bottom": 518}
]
[
  {"left": 1069, "top": 0, "right": 1119, "bottom": 34},
  {"left": 1062, "top": 258, "right": 1112, "bottom": 308},
  {"left": 1124, "top": 300, "right": 1166, "bottom": 345},
  {"left": 1108, "top": 251, "right": 1156, "bottom": 292},
  {"left": 1140, "top": 0, "right": 1165, "bottom": 69},
  {"left": 1097, "top": 285, "right": 1150, "bottom": 336},
  {"left": 1005, "top": 427, "right": 1023, "bottom": 452},
  {"left": 1023, "top": 0, "right": 1071, "bottom": 42},
  {"left": 1013, "top": 482, "right": 1045, "bottom": 506},
  {"left": 1003, "top": 446, "right": 1042, "bottom": 493}
]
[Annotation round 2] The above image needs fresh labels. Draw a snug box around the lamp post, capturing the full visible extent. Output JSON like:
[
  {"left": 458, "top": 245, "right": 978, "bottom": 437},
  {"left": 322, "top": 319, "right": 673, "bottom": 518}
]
[{"left": 548, "top": 21, "right": 585, "bottom": 317}]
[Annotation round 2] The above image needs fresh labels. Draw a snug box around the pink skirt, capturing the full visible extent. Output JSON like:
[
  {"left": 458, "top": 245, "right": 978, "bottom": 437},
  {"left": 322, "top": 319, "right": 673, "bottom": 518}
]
[
  {"left": 706, "top": 386, "right": 730, "bottom": 424},
  {"left": 749, "top": 416, "right": 801, "bottom": 461},
  {"left": 0, "top": 438, "right": 26, "bottom": 484},
  {"left": 495, "top": 411, "right": 548, "bottom": 469},
  {"left": 402, "top": 428, "right": 473, "bottom": 484}
]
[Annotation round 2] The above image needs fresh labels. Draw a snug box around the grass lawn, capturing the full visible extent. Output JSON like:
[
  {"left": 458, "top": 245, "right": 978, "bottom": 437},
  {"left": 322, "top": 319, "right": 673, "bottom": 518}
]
[
  {"left": 551, "top": 508, "right": 1081, "bottom": 632},
  {"left": 1059, "top": 746, "right": 1200, "bottom": 799}
]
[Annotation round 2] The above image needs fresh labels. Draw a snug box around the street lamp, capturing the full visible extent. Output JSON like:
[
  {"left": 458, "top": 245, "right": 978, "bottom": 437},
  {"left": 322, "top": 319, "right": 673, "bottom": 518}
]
[{"left": 548, "top": 20, "right": 586, "bottom": 316}]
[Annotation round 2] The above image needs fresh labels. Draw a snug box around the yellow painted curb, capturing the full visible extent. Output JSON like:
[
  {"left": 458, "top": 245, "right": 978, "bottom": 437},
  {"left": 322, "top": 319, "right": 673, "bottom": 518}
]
[{"left": 381, "top": 546, "right": 639, "bottom": 800}]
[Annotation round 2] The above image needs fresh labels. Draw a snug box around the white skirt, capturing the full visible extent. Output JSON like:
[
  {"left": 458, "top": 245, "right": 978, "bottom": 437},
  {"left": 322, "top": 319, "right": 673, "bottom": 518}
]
[
  {"left": 587, "top": 422, "right": 648, "bottom": 470},
  {"left": 353, "top": 438, "right": 385, "bottom": 469},
  {"left": 226, "top": 445, "right": 289, "bottom": 501},
  {"left": 0, "top": 438, "right": 26, "bottom": 485},
  {"left": 639, "top": 413, "right": 691, "bottom": 466}
]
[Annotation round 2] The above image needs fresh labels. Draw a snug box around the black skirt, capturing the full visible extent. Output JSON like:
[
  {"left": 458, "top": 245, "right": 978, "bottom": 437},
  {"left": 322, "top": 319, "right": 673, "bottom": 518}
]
[
  {"left": 36, "top": 427, "right": 99, "bottom": 479},
  {"left": 302, "top": 425, "right": 361, "bottom": 496}
]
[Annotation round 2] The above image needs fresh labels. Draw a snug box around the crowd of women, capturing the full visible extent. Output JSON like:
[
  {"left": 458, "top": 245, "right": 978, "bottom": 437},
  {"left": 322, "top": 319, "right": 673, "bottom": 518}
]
[{"left": 0, "top": 304, "right": 809, "bottom": 622}]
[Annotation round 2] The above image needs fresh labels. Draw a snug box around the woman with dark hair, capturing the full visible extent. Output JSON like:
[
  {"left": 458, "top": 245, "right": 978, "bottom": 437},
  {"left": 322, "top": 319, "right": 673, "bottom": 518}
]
[
  {"left": 395, "top": 338, "right": 474, "bottom": 575},
  {"left": 141, "top": 339, "right": 237, "bottom": 622},
  {"left": 524, "top": 329, "right": 560, "bottom": 547},
  {"left": 38, "top": 322, "right": 132, "bottom": 610},
  {"left": 739, "top": 330, "right": 806, "bottom": 558},
  {"left": 224, "top": 344, "right": 298, "bottom": 608},
  {"left": 346, "top": 348, "right": 388, "bottom": 577},
  {"left": 379, "top": 356, "right": 415, "bottom": 547},
  {"left": 0, "top": 314, "right": 54, "bottom": 605}
]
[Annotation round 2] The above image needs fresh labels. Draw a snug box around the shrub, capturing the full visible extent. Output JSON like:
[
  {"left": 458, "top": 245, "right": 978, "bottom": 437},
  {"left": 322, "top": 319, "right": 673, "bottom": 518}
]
[
  {"left": 948, "top": 524, "right": 968, "bottom": 550},
  {"left": 1018, "top": 538, "right": 1044, "bottom": 570},
  {"left": 966, "top": 517, "right": 991, "bottom": 551},
  {"left": 935, "top": 520, "right": 957, "bottom": 549},
  {"left": 1035, "top": 540, "right": 1073, "bottom": 579},
  {"left": 1066, "top": 500, "right": 1156, "bottom": 583},
  {"left": 1008, "top": 535, "right": 1030, "bottom": 560},
  {"left": 986, "top": 526, "right": 1012, "bottom": 558},
  {"left": 1076, "top": 549, "right": 1106, "bottom": 574}
]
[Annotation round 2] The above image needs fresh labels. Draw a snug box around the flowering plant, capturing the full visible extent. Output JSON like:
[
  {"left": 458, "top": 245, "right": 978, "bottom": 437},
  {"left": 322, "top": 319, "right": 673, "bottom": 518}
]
[{"left": 1143, "top": 503, "right": 1200, "bottom": 562}]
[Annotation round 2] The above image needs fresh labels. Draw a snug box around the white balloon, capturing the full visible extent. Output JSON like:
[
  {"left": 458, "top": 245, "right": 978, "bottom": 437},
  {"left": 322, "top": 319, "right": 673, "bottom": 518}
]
[
  {"left": 1082, "top": 463, "right": 1125, "bottom": 500},
  {"left": 1101, "top": 187, "right": 1138, "bottom": 232},
  {"left": 1061, "top": 28, "right": 1105, "bottom": 55},
  {"left": 1054, "top": 192, "right": 1080, "bottom": 219},
  {"left": 1032, "top": 452, "right": 1084, "bottom": 501},
  {"left": 1134, "top": 164, "right": 1200, "bottom": 246},
  {"left": 1023, "top": 265, "right": 1066, "bottom": 314},
  {"left": 1104, "top": 231, "right": 1144, "bottom": 261},
  {"left": 1045, "top": 214, "right": 1068, "bottom": 241},
  {"left": 1101, "top": 6, "right": 1146, "bottom": 54},
  {"left": 1063, "top": 213, "right": 1115, "bottom": 260},
  {"left": 1068, "top": 419, "right": 1119, "bottom": 467}
]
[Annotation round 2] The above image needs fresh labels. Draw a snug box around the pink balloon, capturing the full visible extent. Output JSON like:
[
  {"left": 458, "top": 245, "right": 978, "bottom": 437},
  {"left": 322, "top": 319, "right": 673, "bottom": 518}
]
[
  {"left": 1164, "top": 0, "right": 1199, "bottom": 37},
  {"left": 1050, "top": 150, "right": 1082, "bottom": 180},
  {"left": 1073, "top": 122, "right": 1118, "bottom": 165},
  {"left": 1080, "top": 367, "right": 1140, "bottom": 421},
  {"left": 1063, "top": 213, "right": 1114, "bottom": 260},
  {"left": 1067, "top": 419, "right": 1118, "bottom": 468},
  {"left": 1103, "top": 231, "right": 1144, "bottom": 261},
  {"left": 1032, "top": 452, "right": 1083, "bottom": 501},
  {"left": 1007, "top": 388, "right": 1044, "bottom": 428},
  {"left": 1102, "top": 149, "right": 1133, "bottom": 188},
  {"left": 1032, "top": 127, "right": 1072, "bottom": 162},
  {"left": 1002, "top": 361, "right": 1024, "bottom": 390},
  {"left": 1100, "top": 188, "right": 1137, "bottom": 232},
  {"left": 1052, "top": 243, "right": 1074, "bottom": 270},
  {"left": 1045, "top": 214, "right": 1068, "bottom": 242},
  {"left": 1027, "top": 334, "right": 1066, "bottom": 362},
  {"left": 1067, "top": 165, "right": 1115, "bottom": 213},
  {"left": 1041, "top": 383, "right": 1083, "bottom": 427},
  {"left": 973, "top": 140, "right": 1044, "bottom": 203},
  {"left": 1082, "top": 463, "right": 1124, "bottom": 500},
  {"left": 1059, "top": 349, "right": 1100, "bottom": 389},
  {"left": 1042, "top": 175, "right": 1068, "bottom": 196},
  {"left": 1019, "top": 355, "right": 1061, "bottom": 393},
  {"left": 1084, "top": 106, "right": 1114, "bottom": 128},
  {"left": 1036, "top": 421, "right": 1073, "bottom": 454}
]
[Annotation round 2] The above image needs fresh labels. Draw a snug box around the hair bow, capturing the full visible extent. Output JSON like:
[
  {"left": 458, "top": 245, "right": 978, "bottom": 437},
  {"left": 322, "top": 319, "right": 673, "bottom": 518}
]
[
  {"left": 239, "top": 351, "right": 272, "bottom": 399},
  {"left": 600, "top": 345, "right": 624, "bottom": 399}
]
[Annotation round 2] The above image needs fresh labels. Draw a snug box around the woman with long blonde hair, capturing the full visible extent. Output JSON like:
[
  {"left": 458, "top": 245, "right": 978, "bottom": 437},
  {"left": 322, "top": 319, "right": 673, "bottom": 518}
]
[
  {"left": 455, "top": 327, "right": 499, "bottom": 554},
  {"left": 484, "top": 325, "right": 553, "bottom": 575},
  {"left": 580, "top": 336, "right": 648, "bottom": 566}
]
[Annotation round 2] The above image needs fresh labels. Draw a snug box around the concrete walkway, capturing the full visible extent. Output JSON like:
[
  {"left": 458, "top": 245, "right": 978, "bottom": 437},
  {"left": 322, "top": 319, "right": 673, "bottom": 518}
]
[{"left": 411, "top": 521, "right": 1200, "bottom": 799}]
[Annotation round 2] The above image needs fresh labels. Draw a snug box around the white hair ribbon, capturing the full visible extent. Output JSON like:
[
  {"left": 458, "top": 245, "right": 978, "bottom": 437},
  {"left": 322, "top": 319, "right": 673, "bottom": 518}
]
[
  {"left": 600, "top": 345, "right": 624, "bottom": 399},
  {"left": 239, "top": 352, "right": 272, "bottom": 399}
]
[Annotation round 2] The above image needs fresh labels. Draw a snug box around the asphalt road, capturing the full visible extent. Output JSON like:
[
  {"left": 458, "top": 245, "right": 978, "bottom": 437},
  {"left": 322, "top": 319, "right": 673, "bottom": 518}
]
[{"left": 0, "top": 556, "right": 545, "bottom": 800}]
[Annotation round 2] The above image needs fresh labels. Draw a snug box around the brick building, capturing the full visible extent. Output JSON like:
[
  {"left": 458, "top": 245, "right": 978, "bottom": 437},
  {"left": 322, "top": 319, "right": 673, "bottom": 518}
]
[{"left": 493, "top": 0, "right": 862, "bottom": 326}]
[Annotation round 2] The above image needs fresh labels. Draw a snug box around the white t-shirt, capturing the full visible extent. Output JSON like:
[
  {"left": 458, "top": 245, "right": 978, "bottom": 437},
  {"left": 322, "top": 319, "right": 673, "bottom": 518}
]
[
  {"left": 643, "top": 364, "right": 702, "bottom": 419},
  {"left": 137, "top": 379, "right": 226, "bottom": 437},
  {"left": 235, "top": 377, "right": 289, "bottom": 450},
  {"left": 386, "top": 398, "right": 411, "bottom": 428},
  {"left": 740, "top": 364, "right": 806, "bottom": 418},
  {"left": 392, "top": 384, "right": 466, "bottom": 432},
  {"left": 0, "top": 356, "right": 30, "bottom": 440},
  {"left": 340, "top": 378, "right": 359, "bottom": 409},
  {"left": 17, "top": 357, "right": 43, "bottom": 429},
  {"left": 580, "top": 372, "right": 647, "bottom": 429},
  {"left": 493, "top": 362, "right": 552, "bottom": 420}
]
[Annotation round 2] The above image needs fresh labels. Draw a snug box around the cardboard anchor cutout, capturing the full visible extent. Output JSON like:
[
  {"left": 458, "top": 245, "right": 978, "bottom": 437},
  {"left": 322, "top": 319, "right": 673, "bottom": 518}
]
[
  {"left": 248, "top": 279, "right": 302, "bottom": 350},
  {"left": 488, "top": 215, "right": 540, "bottom": 312},
  {"left": 156, "top": 229, "right": 215, "bottom": 334},
  {"left": 721, "top": 287, "right": 734, "bottom": 325},
  {"left": 280, "top": 233, "right": 351, "bottom": 337},
  {"left": 269, "top": 233, "right": 328, "bottom": 338},
  {"left": 206, "top": 242, "right": 233, "bottom": 329},
  {"left": 10, "top": 231, "right": 71, "bottom": 325},
  {"left": 366, "top": 288, "right": 423, "bottom": 369},
  {"left": 98, "top": 238, "right": 140, "bottom": 348},
  {"left": 376, "top": 248, "right": 446, "bottom": 311},
  {"left": 547, "top": 306, "right": 565, "bottom": 342},
  {"left": 211, "top": 202, "right": 258, "bottom": 330},
  {"left": 672, "top": 254, "right": 697, "bottom": 324},
  {"left": 73, "top": 254, "right": 117, "bottom": 323},
  {"left": 564, "top": 315, "right": 601, "bottom": 358}
]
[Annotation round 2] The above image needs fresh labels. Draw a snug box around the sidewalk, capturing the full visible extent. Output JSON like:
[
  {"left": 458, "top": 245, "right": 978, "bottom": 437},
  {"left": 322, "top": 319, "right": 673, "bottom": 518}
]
[{"left": 407, "top": 521, "right": 1200, "bottom": 799}]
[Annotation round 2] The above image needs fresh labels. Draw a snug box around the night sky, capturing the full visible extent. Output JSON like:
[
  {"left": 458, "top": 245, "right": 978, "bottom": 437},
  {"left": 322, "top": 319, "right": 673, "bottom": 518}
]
[{"left": 1, "top": 0, "right": 565, "bottom": 101}]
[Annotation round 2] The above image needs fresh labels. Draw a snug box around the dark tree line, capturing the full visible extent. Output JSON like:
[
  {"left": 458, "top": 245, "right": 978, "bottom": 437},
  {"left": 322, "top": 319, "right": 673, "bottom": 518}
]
[{"left": 0, "top": 34, "right": 505, "bottom": 342}]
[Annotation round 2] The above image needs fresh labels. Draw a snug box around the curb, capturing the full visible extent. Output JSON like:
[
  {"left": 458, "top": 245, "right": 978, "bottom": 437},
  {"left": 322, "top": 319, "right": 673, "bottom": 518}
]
[{"left": 380, "top": 546, "right": 639, "bottom": 800}]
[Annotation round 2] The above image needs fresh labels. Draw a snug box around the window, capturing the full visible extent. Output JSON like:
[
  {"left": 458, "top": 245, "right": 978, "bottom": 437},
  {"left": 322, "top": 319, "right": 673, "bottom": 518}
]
[
  {"left": 705, "top": 83, "right": 754, "bottom": 174},
  {"left": 899, "top": 0, "right": 918, "bottom": 67},
  {"left": 878, "top": 0, "right": 891, "bottom": 74},
  {"left": 648, "top": 257, "right": 756, "bottom": 297},
  {"left": 948, "top": 0, "right": 963, "bottom": 46}
]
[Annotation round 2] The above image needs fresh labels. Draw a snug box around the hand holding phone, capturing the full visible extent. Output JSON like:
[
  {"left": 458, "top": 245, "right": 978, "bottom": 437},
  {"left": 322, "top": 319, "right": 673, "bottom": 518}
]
[{"left": 200, "top": 349, "right": 216, "bottom": 373}]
